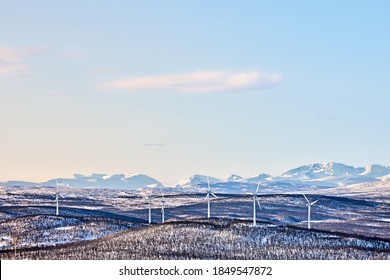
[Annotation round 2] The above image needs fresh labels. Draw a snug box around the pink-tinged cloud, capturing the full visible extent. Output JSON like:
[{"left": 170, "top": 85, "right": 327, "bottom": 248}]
[
  {"left": 0, "top": 46, "right": 48, "bottom": 74},
  {"left": 104, "top": 70, "right": 282, "bottom": 93},
  {"left": 0, "top": 60, "right": 28, "bottom": 73}
]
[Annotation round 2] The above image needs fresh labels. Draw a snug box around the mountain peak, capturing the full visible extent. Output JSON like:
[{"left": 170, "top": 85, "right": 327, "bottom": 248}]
[
  {"left": 359, "top": 164, "right": 390, "bottom": 177},
  {"left": 227, "top": 174, "right": 243, "bottom": 181},
  {"left": 45, "top": 173, "right": 163, "bottom": 189},
  {"left": 281, "top": 162, "right": 358, "bottom": 179},
  {"left": 245, "top": 173, "right": 272, "bottom": 183},
  {"left": 175, "top": 174, "right": 222, "bottom": 188}
]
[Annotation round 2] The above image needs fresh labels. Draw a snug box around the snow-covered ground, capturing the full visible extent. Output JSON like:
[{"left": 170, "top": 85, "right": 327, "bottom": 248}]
[
  {"left": 0, "top": 169, "right": 389, "bottom": 258},
  {"left": 2, "top": 219, "right": 389, "bottom": 260}
]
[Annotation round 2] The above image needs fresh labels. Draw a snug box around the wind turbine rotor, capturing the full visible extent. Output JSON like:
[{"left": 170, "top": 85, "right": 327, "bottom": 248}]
[
  {"left": 303, "top": 194, "right": 310, "bottom": 204},
  {"left": 251, "top": 182, "right": 262, "bottom": 227},
  {"left": 302, "top": 194, "right": 318, "bottom": 229},
  {"left": 204, "top": 176, "right": 218, "bottom": 219}
]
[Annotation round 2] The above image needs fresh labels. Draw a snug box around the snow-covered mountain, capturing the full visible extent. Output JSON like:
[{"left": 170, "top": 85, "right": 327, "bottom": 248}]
[
  {"left": 280, "top": 162, "right": 390, "bottom": 181},
  {"left": 0, "top": 174, "right": 163, "bottom": 190},
  {"left": 1, "top": 162, "right": 389, "bottom": 193},
  {"left": 278, "top": 162, "right": 389, "bottom": 186},
  {"left": 359, "top": 164, "right": 390, "bottom": 177},
  {"left": 171, "top": 163, "right": 390, "bottom": 194},
  {"left": 244, "top": 173, "right": 272, "bottom": 183},
  {"left": 45, "top": 173, "right": 163, "bottom": 190},
  {"left": 281, "top": 162, "right": 361, "bottom": 180},
  {"left": 174, "top": 174, "right": 222, "bottom": 188}
]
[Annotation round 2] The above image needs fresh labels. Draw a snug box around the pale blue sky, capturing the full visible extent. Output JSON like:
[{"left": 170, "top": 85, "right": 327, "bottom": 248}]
[{"left": 1, "top": 1, "right": 389, "bottom": 185}]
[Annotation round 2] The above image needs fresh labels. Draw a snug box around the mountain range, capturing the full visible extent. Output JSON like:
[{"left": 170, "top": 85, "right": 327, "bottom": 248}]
[{"left": 1, "top": 162, "right": 389, "bottom": 192}]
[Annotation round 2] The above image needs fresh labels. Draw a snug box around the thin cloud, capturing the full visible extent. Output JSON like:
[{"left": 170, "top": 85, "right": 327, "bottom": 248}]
[
  {"left": 0, "top": 46, "right": 48, "bottom": 74},
  {"left": 103, "top": 70, "right": 282, "bottom": 94},
  {"left": 0, "top": 46, "right": 48, "bottom": 61},
  {"left": 0, "top": 60, "right": 28, "bottom": 73}
]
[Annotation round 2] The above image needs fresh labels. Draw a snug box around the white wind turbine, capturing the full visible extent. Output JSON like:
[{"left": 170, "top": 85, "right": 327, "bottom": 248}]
[
  {"left": 249, "top": 181, "right": 262, "bottom": 227},
  {"left": 204, "top": 176, "right": 218, "bottom": 219},
  {"left": 55, "top": 180, "right": 66, "bottom": 216},
  {"left": 160, "top": 189, "right": 166, "bottom": 223},
  {"left": 146, "top": 187, "right": 153, "bottom": 224},
  {"left": 303, "top": 194, "right": 318, "bottom": 229}
]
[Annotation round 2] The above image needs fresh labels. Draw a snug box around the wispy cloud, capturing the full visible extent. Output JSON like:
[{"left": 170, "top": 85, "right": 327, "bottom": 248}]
[
  {"left": 0, "top": 46, "right": 48, "bottom": 74},
  {"left": 0, "top": 60, "right": 28, "bottom": 73},
  {"left": 103, "top": 70, "right": 282, "bottom": 94}
]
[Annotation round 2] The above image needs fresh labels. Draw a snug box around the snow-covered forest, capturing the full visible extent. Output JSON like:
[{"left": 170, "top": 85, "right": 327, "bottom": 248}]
[
  {"left": 2, "top": 219, "right": 390, "bottom": 260},
  {"left": 1, "top": 185, "right": 390, "bottom": 260}
]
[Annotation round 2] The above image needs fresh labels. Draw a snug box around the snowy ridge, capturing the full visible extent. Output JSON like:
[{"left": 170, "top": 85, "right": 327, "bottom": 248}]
[
  {"left": 244, "top": 173, "right": 272, "bottom": 183},
  {"left": 281, "top": 162, "right": 390, "bottom": 180},
  {"left": 0, "top": 173, "right": 163, "bottom": 190},
  {"left": 281, "top": 162, "right": 360, "bottom": 179},
  {"left": 174, "top": 174, "right": 222, "bottom": 188},
  {"left": 1, "top": 162, "right": 389, "bottom": 193},
  {"left": 360, "top": 164, "right": 390, "bottom": 177}
]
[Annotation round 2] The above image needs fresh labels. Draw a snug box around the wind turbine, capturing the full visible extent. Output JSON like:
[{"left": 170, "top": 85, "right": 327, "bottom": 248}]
[
  {"left": 204, "top": 176, "right": 218, "bottom": 219},
  {"left": 160, "top": 189, "right": 166, "bottom": 223},
  {"left": 303, "top": 194, "right": 318, "bottom": 229},
  {"left": 146, "top": 186, "right": 153, "bottom": 224},
  {"left": 55, "top": 180, "right": 66, "bottom": 216},
  {"left": 250, "top": 181, "right": 262, "bottom": 227}
]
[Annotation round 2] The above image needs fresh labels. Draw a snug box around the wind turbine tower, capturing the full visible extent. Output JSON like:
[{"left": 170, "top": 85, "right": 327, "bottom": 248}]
[
  {"left": 204, "top": 176, "right": 218, "bottom": 219},
  {"left": 251, "top": 181, "right": 262, "bottom": 227},
  {"left": 147, "top": 187, "right": 153, "bottom": 224},
  {"left": 55, "top": 180, "right": 65, "bottom": 216},
  {"left": 303, "top": 194, "right": 318, "bottom": 229},
  {"left": 160, "top": 189, "right": 166, "bottom": 223}
]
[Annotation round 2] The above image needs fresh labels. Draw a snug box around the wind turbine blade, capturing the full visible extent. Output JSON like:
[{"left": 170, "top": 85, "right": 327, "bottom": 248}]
[
  {"left": 311, "top": 200, "right": 318, "bottom": 205},
  {"left": 211, "top": 193, "right": 218, "bottom": 199},
  {"left": 302, "top": 194, "right": 310, "bottom": 204},
  {"left": 256, "top": 198, "right": 261, "bottom": 210},
  {"left": 256, "top": 181, "right": 260, "bottom": 193},
  {"left": 207, "top": 176, "right": 210, "bottom": 191},
  {"left": 204, "top": 193, "right": 209, "bottom": 201},
  {"left": 59, "top": 194, "right": 64, "bottom": 198}
]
